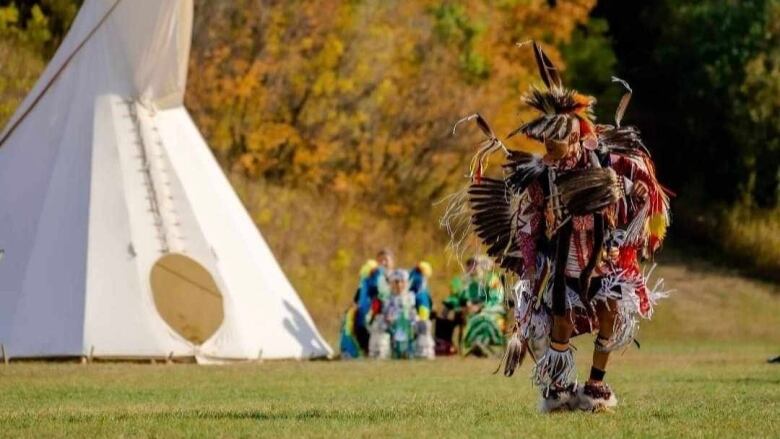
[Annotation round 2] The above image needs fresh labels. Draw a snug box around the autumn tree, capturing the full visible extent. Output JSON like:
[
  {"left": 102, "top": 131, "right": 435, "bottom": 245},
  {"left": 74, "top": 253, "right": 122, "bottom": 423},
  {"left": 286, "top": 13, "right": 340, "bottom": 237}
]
[{"left": 186, "top": 0, "right": 596, "bottom": 216}]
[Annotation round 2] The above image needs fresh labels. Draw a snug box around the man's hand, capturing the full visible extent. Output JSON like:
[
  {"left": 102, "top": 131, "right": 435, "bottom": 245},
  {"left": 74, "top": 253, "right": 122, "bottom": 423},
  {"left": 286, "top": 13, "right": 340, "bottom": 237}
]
[{"left": 607, "top": 247, "right": 620, "bottom": 264}]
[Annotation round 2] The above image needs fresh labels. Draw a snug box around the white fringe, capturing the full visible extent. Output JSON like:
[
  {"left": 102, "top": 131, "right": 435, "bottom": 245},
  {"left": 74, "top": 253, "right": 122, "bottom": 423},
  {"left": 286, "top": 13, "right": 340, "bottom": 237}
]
[
  {"left": 608, "top": 309, "right": 639, "bottom": 351},
  {"left": 527, "top": 312, "right": 551, "bottom": 360},
  {"left": 528, "top": 307, "right": 552, "bottom": 342},
  {"left": 514, "top": 283, "right": 551, "bottom": 361},
  {"left": 515, "top": 290, "right": 533, "bottom": 324},
  {"left": 624, "top": 202, "right": 649, "bottom": 246},
  {"left": 592, "top": 264, "right": 671, "bottom": 351},
  {"left": 543, "top": 283, "right": 587, "bottom": 312},
  {"left": 532, "top": 347, "right": 577, "bottom": 393},
  {"left": 642, "top": 263, "right": 671, "bottom": 319},
  {"left": 437, "top": 186, "right": 475, "bottom": 266}
]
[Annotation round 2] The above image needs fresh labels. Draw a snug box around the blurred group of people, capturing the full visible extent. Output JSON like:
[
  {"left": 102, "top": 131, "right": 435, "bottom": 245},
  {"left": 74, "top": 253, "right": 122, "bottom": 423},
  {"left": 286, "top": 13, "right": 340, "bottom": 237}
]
[
  {"left": 340, "top": 249, "right": 435, "bottom": 359},
  {"left": 339, "top": 249, "right": 507, "bottom": 360}
]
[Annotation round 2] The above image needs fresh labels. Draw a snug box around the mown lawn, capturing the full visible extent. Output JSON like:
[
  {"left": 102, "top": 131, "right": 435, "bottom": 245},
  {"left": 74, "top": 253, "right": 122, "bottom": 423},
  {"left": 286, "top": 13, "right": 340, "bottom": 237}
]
[
  {"left": 0, "top": 258, "right": 778, "bottom": 438},
  {"left": 0, "top": 344, "right": 778, "bottom": 438}
]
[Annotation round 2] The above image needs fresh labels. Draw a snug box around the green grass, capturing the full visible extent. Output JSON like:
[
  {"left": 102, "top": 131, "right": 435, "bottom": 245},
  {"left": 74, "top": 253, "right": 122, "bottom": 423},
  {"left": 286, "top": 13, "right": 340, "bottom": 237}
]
[
  {"left": 1, "top": 346, "right": 778, "bottom": 438},
  {"left": 0, "top": 259, "right": 778, "bottom": 438}
]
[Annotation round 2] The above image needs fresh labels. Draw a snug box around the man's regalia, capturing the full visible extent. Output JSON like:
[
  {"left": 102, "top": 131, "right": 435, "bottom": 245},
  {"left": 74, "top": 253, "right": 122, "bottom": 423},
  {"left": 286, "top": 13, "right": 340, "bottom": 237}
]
[{"left": 445, "top": 42, "right": 671, "bottom": 412}]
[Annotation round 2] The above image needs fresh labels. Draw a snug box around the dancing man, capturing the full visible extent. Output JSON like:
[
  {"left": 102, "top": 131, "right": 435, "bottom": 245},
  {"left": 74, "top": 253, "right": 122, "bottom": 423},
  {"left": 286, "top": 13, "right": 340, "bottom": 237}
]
[{"left": 446, "top": 42, "right": 670, "bottom": 412}]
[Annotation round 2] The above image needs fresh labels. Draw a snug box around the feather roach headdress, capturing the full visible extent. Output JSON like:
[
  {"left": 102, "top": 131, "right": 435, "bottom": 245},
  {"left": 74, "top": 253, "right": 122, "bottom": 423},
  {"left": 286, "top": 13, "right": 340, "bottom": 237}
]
[{"left": 509, "top": 42, "right": 597, "bottom": 147}]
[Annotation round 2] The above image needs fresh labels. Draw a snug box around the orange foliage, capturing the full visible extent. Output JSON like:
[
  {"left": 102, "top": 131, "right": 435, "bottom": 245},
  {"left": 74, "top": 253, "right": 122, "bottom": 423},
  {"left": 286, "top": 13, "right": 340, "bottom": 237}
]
[{"left": 186, "top": 0, "right": 596, "bottom": 215}]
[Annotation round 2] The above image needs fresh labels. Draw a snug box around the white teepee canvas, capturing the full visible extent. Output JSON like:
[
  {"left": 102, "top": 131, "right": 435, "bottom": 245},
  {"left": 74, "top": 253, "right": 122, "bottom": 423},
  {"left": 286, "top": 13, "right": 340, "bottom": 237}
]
[{"left": 0, "top": 0, "right": 332, "bottom": 362}]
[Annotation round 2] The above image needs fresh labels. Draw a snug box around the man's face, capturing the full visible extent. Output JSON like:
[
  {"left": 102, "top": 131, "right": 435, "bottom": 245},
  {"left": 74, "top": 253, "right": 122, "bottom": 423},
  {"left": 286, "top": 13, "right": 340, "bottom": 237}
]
[
  {"left": 377, "top": 254, "right": 394, "bottom": 269},
  {"left": 542, "top": 118, "right": 580, "bottom": 165}
]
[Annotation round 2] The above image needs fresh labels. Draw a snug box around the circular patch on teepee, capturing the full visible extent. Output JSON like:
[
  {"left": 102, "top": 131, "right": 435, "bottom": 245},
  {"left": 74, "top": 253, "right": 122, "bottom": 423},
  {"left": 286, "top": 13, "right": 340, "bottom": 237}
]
[{"left": 150, "top": 254, "right": 224, "bottom": 345}]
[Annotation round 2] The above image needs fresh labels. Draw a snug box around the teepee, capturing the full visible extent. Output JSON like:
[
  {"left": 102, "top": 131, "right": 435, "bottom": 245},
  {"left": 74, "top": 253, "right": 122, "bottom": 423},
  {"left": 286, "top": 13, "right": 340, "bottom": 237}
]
[{"left": 0, "top": 0, "right": 332, "bottom": 362}]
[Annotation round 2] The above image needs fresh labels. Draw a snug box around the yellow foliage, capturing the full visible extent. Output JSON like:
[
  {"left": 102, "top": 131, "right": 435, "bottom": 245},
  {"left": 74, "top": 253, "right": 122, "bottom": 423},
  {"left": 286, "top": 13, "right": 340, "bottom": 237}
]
[
  {"left": 0, "top": 31, "right": 45, "bottom": 128},
  {"left": 187, "top": 0, "right": 596, "bottom": 215},
  {"left": 230, "top": 176, "right": 466, "bottom": 336},
  {"left": 720, "top": 204, "right": 780, "bottom": 280}
]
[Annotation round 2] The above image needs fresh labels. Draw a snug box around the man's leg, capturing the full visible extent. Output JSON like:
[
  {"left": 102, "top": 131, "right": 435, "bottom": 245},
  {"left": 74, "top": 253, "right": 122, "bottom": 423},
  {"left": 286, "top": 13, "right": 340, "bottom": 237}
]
[
  {"left": 578, "top": 299, "right": 619, "bottom": 411},
  {"left": 590, "top": 299, "right": 617, "bottom": 382},
  {"left": 536, "top": 311, "right": 578, "bottom": 412},
  {"left": 550, "top": 313, "right": 574, "bottom": 353}
]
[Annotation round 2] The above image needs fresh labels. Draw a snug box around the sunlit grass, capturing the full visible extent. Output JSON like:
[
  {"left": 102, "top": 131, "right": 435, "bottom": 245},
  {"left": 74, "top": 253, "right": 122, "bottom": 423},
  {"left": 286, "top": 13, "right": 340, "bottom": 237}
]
[
  {"left": 1, "top": 257, "right": 777, "bottom": 438},
  {"left": 0, "top": 344, "right": 777, "bottom": 438}
]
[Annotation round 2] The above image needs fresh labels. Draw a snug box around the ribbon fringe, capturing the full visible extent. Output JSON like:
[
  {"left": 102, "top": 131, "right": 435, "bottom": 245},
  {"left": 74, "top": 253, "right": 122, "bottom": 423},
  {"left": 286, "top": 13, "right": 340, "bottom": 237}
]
[{"left": 532, "top": 347, "right": 577, "bottom": 393}]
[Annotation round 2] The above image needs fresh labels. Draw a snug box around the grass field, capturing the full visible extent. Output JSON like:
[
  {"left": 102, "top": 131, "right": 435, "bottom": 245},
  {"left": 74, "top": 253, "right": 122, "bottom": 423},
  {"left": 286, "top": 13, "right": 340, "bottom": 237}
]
[{"left": 1, "top": 256, "right": 778, "bottom": 438}]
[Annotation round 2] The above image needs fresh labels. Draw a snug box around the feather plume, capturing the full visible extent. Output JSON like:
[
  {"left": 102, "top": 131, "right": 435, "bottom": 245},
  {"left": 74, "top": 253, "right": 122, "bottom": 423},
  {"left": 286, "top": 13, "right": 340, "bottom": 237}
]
[
  {"left": 467, "top": 177, "right": 525, "bottom": 274},
  {"left": 611, "top": 76, "right": 633, "bottom": 128},
  {"left": 599, "top": 125, "right": 650, "bottom": 157},
  {"left": 503, "top": 150, "right": 546, "bottom": 194},
  {"left": 555, "top": 168, "right": 620, "bottom": 215},
  {"left": 513, "top": 88, "right": 595, "bottom": 142},
  {"left": 533, "top": 41, "right": 563, "bottom": 90},
  {"left": 523, "top": 88, "right": 582, "bottom": 117}
]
